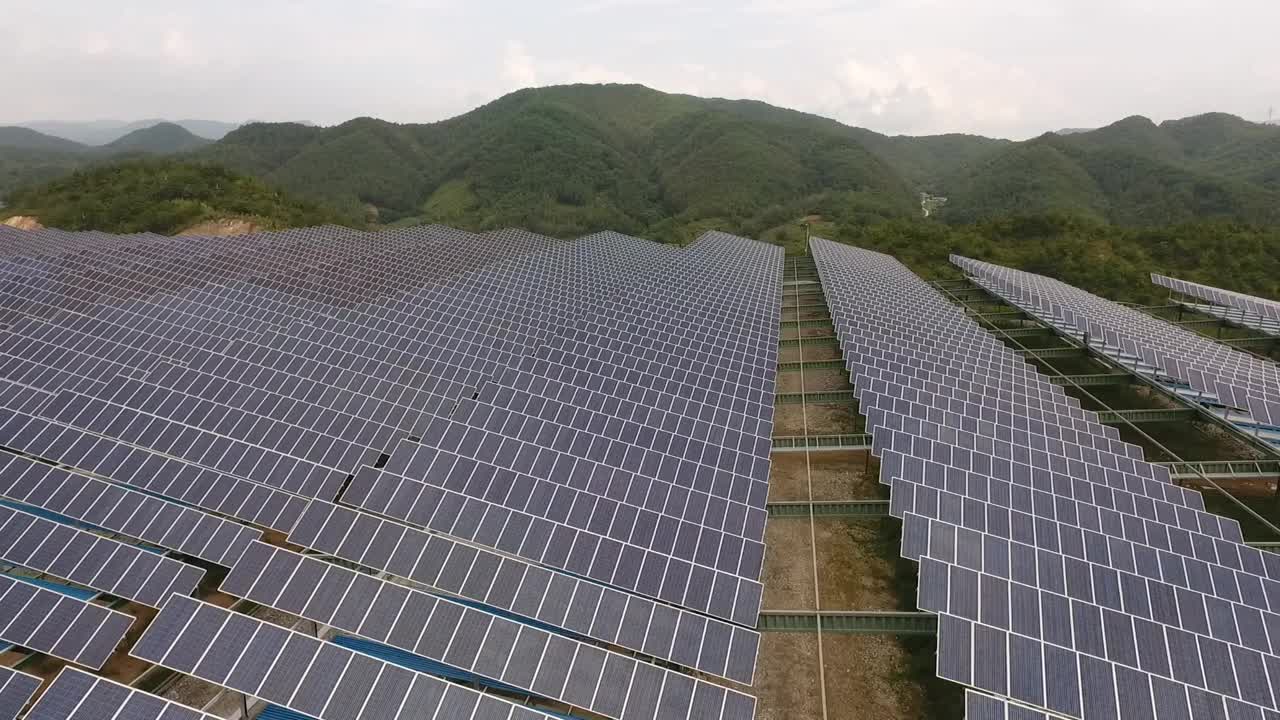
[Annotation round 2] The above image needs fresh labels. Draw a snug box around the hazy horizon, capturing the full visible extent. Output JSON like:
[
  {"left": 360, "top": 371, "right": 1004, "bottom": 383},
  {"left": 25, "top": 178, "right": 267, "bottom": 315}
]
[{"left": 7, "top": 0, "right": 1279, "bottom": 140}]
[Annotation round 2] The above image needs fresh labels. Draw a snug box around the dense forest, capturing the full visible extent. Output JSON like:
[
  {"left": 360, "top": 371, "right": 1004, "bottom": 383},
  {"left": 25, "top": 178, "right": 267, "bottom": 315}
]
[
  {"left": 3, "top": 160, "right": 345, "bottom": 234},
  {"left": 765, "top": 213, "right": 1280, "bottom": 305},
  {"left": 5, "top": 84, "right": 1280, "bottom": 304}
]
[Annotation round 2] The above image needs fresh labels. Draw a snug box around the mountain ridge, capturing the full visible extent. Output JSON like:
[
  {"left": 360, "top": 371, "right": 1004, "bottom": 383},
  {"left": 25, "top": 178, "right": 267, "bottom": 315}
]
[
  {"left": 107, "top": 122, "right": 213, "bottom": 154},
  {"left": 7, "top": 84, "right": 1280, "bottom": 237}
]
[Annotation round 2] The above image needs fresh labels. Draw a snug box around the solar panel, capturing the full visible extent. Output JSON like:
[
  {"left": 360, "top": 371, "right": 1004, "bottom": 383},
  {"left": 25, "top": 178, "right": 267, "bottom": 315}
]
[
  {"left": 285, "top": 499, "right": 758, "bottom": 683},
  {"left": 966, "top": 690, "right": 1057, "bottom": 720},
  {"left": 0, "top": 504, "right": 204, "bottom": 607},
  {"left": 24, "top": 667, "right": 214, "bottom": 720},
  {"left": 1, "top": 223, "right": 779, "bottom": 715},
  {"left": 0, "top": 411, "right": 310, "bottom": 534},
  {"left": 1152, "top": 273, "right": 1280, "bottom": 337},
  {"left": 219, "top": 540, "right": 756, "bottom": 719},
  {"left": 811, "top": 237, "right": 1280, "bottom": 719},
  {"left": 133, "top": 594, "right": 612, "bottom": 720},
  {"left": 0, "top": 574, "right": 133, "bottom": 669},
  {"left": 0, "top": 451, "right": 261, "bottom": 566},
  {"left": 956, "top": 256, "right": 1280, "bottom": 434},
  {"left": 342, "top": 462, "right": 765, "bottom": 627},
  {"left": 0, "top": 666, "right": 40, "bottom": 720}
]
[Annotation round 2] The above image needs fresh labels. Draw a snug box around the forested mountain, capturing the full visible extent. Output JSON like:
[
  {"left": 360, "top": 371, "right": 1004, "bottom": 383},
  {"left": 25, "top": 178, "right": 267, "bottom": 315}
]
[
  {"left": 0, "top": 127, "right": 88, "bottom": 152},
  {"left": 188, "top": 86, "right": 1280, "bottom": 237},
  {"left": 939, "top": 114, "right": 1280, "bottom": 224},
  {"left": 1, "top": 160, "right": 345, "bottom": 234},
  {"left": 7, "top": 85, "right": 1280, "bottom": 305},
  {"left": 107, "top": 122, "right": 213, "bottom": 154},
  {"left": 18, "top": 119, "right": 238, "bottom": 145},
  {"left": 196, "top": 85, "right": 923, "bottom": 238}
]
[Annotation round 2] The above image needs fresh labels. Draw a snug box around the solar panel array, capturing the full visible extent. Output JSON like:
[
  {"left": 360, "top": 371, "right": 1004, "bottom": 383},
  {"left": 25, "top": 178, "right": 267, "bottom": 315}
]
[
  {"left": 0, "top": 222, "right": 780, "bottom": 719},
  {"left": 0, "top": 666, "right": 40, "bottom": 720},
  {"left": 812, "top": 237, "right": 1280, "bottom": 720},
  {"left": 1152, "top": 273, "right": 1280, "bottom": 339},
  {"left": 25, "top": 667, "right": 217, "bottom": 720},
  {"left": 953, "top": 255, "right": 1280, "bottom": 437},
  {"left": 0, "top": 574, "right": 133, "bottom": 669}
]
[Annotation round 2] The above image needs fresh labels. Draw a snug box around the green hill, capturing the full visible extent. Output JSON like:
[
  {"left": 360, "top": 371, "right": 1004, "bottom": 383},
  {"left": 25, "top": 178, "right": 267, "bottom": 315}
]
[
  {"left": 12, "top": 86, "right": 1280, "bottom": 240},
  {"left": 936, "top": 112, "right": 1280, "bottom": 224},
  {"left": 1, "top": 159, "right": 349, "bottom": 234},
  {"left": 107, "top": 122, "right": 213, "bottom": 153},
  {"left": 0, "top": 122, "right": 213, "bottom": 201},
  {"left": 0, "top": 126, "right": 89, "bottom": 152},
  {"left": 195, "top": 84, "right": 921, "bottom": 237}
]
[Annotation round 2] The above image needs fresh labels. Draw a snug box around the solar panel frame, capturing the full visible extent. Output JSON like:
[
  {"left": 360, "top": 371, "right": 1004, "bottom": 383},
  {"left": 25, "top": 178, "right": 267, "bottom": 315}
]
[
  {"left": 0, "top": 666, "right": 40, "bottom": 720},
  {"left": 24, "top": 666, "right": 216, "bottom": 720},
  {"left": 0, "top": 575, "right": 133, "bottom": 669},
  {"left": 0, "top": 504, "right": 204, "bottom": 607}
]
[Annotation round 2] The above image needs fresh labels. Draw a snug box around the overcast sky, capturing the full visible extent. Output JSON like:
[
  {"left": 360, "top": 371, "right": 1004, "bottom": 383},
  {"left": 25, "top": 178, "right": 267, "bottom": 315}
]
[{"left": 6, "top": 0, "right": 1279, "bottom": 139}]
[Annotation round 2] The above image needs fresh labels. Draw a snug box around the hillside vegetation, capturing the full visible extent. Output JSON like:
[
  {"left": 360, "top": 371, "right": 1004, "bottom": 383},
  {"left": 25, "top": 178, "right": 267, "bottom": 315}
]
[
  {"left": 6, "top": 85, "right": 1280, "bottom": 305},
  {"left": 107, "top": 122, "right": 213, "bottom": 154},
  {"left": 940, "top": 114, "right": 1280, "bottom": 224},
  {"left": 763, "top": 213, "right": 1280, "bottom": 306},
  {"left": 196, "top": 85, "right": 922, "bottom": 238},
  {"left": 0, "top": 122, "right": 214, "bottom": 199},
  {"left": 9, "top": 85, "right": 1280, "bottom": 239},
  {"left": 1, "top": 159, "right": 348, "bottom": 234}
]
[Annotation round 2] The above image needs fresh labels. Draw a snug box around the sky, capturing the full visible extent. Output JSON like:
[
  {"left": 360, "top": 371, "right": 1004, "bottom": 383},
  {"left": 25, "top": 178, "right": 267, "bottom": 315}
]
[{"left": 6, "top": 0, "right": 1279, "bottom": 139}]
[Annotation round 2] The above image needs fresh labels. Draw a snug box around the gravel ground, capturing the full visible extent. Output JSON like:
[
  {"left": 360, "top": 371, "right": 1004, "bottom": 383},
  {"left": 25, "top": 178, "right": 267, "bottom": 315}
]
[
  {"left": 815, "top": 518, "right": 899, "bottom": 610},
  {"left": 822, "top": 634, "right": 925, "bottom": 720},
  {"left": 753, "top": 634, "right": 824, "bottom": 720},
  {"left": 774, "top": 403, "right": 860, "bottom": 436},
  {"left": 761, "top": 520, "right": 817, "bottom": 610}
]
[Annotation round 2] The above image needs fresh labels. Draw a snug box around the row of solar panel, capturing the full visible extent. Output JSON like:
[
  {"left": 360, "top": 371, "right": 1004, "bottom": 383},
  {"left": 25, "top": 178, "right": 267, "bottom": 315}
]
[
  {"left": 0, "top": 223, "right": 781, "bottom": 720},
  {"left": 812, "top": 237, "right": 1280, "bottom": 720}
]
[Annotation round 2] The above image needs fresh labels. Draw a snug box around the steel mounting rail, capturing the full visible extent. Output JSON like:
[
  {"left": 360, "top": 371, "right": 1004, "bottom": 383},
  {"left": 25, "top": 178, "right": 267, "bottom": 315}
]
[{"left": 757, "top": 611, "right": 938, "bottom": 635}]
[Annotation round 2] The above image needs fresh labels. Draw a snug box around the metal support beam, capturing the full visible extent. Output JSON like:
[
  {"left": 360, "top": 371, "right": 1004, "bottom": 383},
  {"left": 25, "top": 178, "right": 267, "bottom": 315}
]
[
  {"left": 1223, "top": 336, "right": 1280, "bottom": 351},
  {"left": 772, "top": 434, "right": 872, "bottom": 452},
  {"left": 780, "top": 319, "right": 833, "bottom": 330},
  {"left": 779, "top": 359, "right": 846, "bottom": 372},
  {"left": 780, "top": 336, "right": 839, "bottom": 348},
  {"left": 1015, "top": 346, "right": 1090, "bottom": 359},
  {"left": 997, "top": 327, "right": 1057, "bottom": 339},
  {"left": 767, "top": 500, "right": 889, "bottom": 518},
  {"left": 1097, "top": 408, "right": 1198, "bottom": 424},
  {"left": 1161, "top": 460, "right": 1280, "bottom": 480},
  {"left": 1174, "top": 318, "right": 1229, "bottom": 330},
  {"left": 1048, "top": 373, "right": 1135, "bottom": 387},
  {"left": 969, "top": 308, "right": 1030, "bottom": 321},
  {"left": 776, "top": 390, "right": 856, "bottom": 405},
  {"left": 757, "top": 611, "right": 937, "bottom": 635}
]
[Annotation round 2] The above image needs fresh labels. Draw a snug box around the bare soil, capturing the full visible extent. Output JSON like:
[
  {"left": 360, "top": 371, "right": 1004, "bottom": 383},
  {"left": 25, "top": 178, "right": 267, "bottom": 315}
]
[
  {"left": 754, "top": 634, "right": 824, "bottom": 720},
  {"left": 777, "top": 372, "right": 804, "bottom": 394},
  {"left": 163, "top": 673, "right": 226, "bottom": 709},
  {"left": 800, "top": 344, "right": 843, "bottom": 361},
  {"left": 769, "top": 451, "right": 876, "bottom": 501},
  {"left": 178, "top": 218, "right": 261, "bottom": 237},
  {"left": 805, "top": 368, "right": 853, "bottom": 392},
  {"left": 822, "top": 634, "right": 925, "bottom": 720},
  {"left": 761, "top": 520, "right": 816, "bottom": 610},
  {"left": 773, "top": 403, "right": 860, "bottom": 436},
  {"left": 1, "top": 216, "right": 41, "bottom": 230},
  {"left": 815, "top": 519, "right": 899, "bottom": 611}
]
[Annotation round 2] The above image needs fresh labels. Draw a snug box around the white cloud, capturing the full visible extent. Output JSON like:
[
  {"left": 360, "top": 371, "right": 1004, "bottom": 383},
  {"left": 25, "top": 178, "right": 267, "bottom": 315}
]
[
  {"left": 2, "top": 0, "right": 1278, "bottom": 137},
  {"left": 503, "top": 42, "right": 539, "bottom": 88}
]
